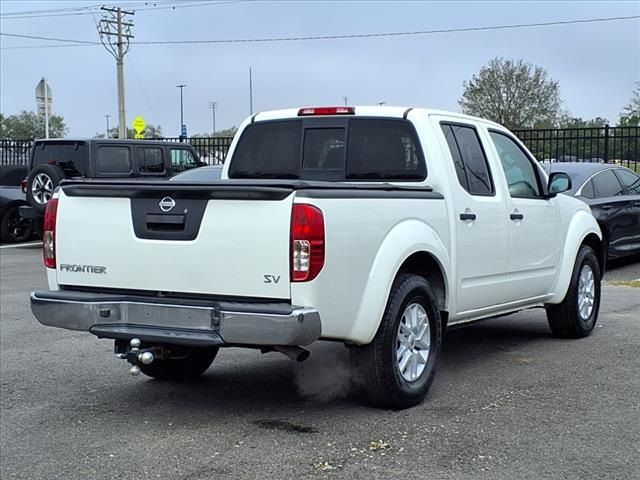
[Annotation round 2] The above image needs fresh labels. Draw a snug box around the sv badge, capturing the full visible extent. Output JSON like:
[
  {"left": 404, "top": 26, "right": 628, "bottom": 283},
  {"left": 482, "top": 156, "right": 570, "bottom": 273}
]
[{"left": 264, "top": 274, "right": 281, "bottom": 284}]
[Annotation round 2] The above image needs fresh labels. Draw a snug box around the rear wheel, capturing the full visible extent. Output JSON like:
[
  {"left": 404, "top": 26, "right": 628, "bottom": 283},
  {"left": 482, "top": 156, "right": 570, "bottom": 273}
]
[
  {"left": 139, "top": 347, "right": 218, "bottom": 381},
  {"left": 1, "top": 205, "right": 33, "bottom": 243},
  {"left": 350, "top": 274, "right": 442, "bottom": 409},
  {"left": 546, "top": 245, "right": 601, "bottom": 338},
  {"left": 26, "top": 164, "right": 65, "bottom": 214}
]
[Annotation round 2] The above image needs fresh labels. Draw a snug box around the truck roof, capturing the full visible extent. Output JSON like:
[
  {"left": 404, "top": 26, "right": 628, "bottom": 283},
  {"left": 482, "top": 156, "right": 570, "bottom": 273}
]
[
  {"left": 32, "top": 138, "right": 191, "bottom": 147},
  {"left": 252, "top": 106, "right": 504, "bottom": 128}
]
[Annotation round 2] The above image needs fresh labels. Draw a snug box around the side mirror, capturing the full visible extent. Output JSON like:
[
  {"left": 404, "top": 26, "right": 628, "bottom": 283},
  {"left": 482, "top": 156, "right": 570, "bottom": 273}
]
[{"left": 548, "top": 172, "right": 572, "bottom": 196}]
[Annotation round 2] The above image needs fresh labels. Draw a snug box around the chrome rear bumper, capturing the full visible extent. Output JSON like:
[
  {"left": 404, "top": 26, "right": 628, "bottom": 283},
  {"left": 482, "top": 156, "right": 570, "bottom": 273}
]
[{"left": 30, "top": 290, "right": 321, "bottom": 347}]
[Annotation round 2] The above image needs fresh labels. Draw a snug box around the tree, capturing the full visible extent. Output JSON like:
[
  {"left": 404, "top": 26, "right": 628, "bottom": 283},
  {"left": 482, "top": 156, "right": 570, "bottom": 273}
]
[
  {"left": 618, "top": 83, "right": 640, "bottom": 126},
  {"left": 0, "top": 110, "right": 67, "bottom": 139},
  {"left": 459, "top": 58, "right": 563, "bottom": 129},
  {"left": 558, "top": 116, "right": 609, "bottom": 128},
  {"left": 95, "top": 123, "right": 163, "bottom": 139}
]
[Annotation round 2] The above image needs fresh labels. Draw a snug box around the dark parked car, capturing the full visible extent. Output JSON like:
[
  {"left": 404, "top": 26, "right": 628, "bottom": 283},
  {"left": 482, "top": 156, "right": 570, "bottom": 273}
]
[
  {"left": 170, "top": 165, "right": 223, "bottom": 181},
  {"left": 0, "top": 165, "right": 33, "bottom": 243},
  {"left": 21, "top": 138, "right": 203, "bottom": 235},
  {"left": 544, "top": 162, "right": 640, "bottom": 260}
]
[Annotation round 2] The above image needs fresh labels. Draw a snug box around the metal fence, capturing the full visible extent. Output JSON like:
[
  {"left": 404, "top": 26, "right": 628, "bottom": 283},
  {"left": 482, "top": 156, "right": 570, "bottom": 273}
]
[
  {"left": 156, "top": 137, "right": 234, "bottom": 165},
  {"left": 2, "top": 126, "right": 639, "bottom": 171},
  {"left": 0, "top": 140, "right": 33, "bottom": 166},
  {"left": 512, "top": 125, "right": 640, "bottom": 171}
]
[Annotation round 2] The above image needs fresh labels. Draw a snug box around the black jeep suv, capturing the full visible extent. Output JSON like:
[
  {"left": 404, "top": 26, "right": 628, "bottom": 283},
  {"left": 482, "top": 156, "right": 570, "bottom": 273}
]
[{"left": 22, "top": 139, "right": 203, "bottom": 235}]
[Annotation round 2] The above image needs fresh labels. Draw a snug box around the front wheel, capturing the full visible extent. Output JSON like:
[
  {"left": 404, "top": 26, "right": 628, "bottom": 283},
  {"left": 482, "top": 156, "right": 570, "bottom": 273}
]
[
  {"left": 546, "top": 245, "right": 601, "bottom": 338},
  {"left": 350, "top": 274, "right": 442, "bottom": 409},
  {"left": 139, "top": 347, "right": 218, "bottom": 381}
]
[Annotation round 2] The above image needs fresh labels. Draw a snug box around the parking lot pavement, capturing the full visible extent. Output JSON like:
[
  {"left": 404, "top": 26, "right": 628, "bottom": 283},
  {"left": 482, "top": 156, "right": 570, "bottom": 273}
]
[{"left": 1, "top": 247, "right": 639, "bottom": 480}]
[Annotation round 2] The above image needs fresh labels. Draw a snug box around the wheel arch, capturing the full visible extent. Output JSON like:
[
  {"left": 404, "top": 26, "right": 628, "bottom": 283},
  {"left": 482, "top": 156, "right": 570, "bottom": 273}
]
[
  {"left": 547, "top": 210, "right": 603, "bottom": 304},
  {"left": 346, "top": 219, "right": 450, "bottom": 345}
]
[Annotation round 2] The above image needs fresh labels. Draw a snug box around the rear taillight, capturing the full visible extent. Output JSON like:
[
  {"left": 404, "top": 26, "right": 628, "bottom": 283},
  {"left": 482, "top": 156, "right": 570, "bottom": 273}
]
[
  {"left": 291, "top": 204, "right": 325, "bottom": 282},
  {"left": 21, "top": 179, "right": 27, "bottom": 194},
  {"left": 43, "top": 198, "right": 58, "bottom": 269},
  {"left": 298, "top": 106, "right": 355, "bottom": 116}
]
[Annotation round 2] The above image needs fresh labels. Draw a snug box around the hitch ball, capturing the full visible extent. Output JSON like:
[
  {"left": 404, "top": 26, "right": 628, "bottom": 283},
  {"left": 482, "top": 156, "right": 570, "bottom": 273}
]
[
  {"left": 138, "top": 351, "right": 154, "bottom": 365},
  {"left": 129, "top": 365, "right": 141, "bottom": 376}
]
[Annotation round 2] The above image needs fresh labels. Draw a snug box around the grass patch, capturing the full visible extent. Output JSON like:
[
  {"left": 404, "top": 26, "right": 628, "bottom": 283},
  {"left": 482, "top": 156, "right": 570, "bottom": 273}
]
[{"left": 609, "top": 280, "right": 640, "bottom": 288}]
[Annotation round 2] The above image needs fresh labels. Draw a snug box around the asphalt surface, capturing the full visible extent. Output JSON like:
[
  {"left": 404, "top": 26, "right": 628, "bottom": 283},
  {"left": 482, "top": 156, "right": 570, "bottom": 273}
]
[{"left": 1, "top": 245, "right": 639, "bottom": 480}]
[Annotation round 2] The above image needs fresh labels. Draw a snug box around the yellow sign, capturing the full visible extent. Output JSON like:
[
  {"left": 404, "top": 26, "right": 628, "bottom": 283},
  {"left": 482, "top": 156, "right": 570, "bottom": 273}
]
[
  {"left": 134, "top": 133, "right": 145, "bottom": 139},
  {"left": 132, "top": 116, "right": 146, "bottom": 138}
]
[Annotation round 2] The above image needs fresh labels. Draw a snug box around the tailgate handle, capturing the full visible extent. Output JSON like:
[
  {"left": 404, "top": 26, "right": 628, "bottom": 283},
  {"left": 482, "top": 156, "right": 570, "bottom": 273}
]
[{"left": 146, "top": 214, "right": 186, "bottom": 231}]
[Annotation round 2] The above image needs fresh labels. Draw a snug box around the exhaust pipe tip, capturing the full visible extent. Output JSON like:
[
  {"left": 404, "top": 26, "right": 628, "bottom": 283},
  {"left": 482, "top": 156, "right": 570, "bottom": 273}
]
[{"left": 274, "top": 345, "right": 310, "bottom": 362}]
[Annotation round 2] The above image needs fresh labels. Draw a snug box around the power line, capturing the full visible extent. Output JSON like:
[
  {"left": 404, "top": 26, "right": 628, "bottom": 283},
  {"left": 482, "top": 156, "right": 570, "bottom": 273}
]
[
  {"left": 127, "top": 57, "right": 160, "bottom": 125},
  {"left": 1, "top": 14, "right": 638, "bottom": 50},
  {"left": 0, "top": 1, "right": 248, "bottom": 19},
  {"left": 0, "top": 32, "right": 99, "bottom": 44},
  {"left": 133, "top": 15, "right": 640, "bottom": 45}
]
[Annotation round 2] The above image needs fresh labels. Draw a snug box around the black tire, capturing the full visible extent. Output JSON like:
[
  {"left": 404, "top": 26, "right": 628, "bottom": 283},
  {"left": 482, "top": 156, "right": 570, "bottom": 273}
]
[
  {"left": 1, "top": 205, "right": 34, "bottom": 243},
  {"left": 139, "top": 347, "right": 218, "bottom": 381},
  {"left": 26, "top": 164, "right": 65, "bottom": 214},
  {"left": 546, "top": 245, "right": 601, "bottom": 338},
  {"left": 350, "top": 274, "right": 442, "bottom": 409}
]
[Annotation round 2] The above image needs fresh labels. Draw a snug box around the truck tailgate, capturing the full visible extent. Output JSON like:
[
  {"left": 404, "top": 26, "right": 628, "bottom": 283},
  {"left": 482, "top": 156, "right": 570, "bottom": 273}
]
[{"left": 55, "top": 182, "right": 294, "bottom": 299}]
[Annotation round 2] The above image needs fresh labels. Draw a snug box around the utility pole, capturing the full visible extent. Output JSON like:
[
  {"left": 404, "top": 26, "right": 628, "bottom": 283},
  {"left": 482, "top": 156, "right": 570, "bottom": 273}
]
[
  {"left": 342, "top": 96, "right": 348, "bottom": 106},
  {"left": 249, "top": 67, "right": 253, "bottom": 115},
  {"left": 177, "top": 84, "right": 186, "bottom": 140},
  {"left": 209, "top": 101, "right": 217, "bottom": 136},
  {"left": 43, "top": 78, "right": 50, "bottom": 139},
  {"left": 105, "top": 114, "right": 111, "bottom": 138},
  {"left": 98, "top": 6, "right": 134, "bottom": 139}
]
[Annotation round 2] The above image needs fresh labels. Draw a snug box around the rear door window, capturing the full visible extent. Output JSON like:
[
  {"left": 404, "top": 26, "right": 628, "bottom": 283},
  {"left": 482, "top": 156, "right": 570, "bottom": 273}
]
[
  {"left": 591, "top": 170, "right": 623, "bottom": 197},
  {"left": 96, "top": 146, "right": 132, "bottom": 175},
  {"left": 440, "top": 123, "right": 493, "bottom": 195},
  {"left": 613, "top": 168, "right": 640, "bottom": 195},
  {"left": 137, "top": 147, "right": 165, "bottom": 174}
]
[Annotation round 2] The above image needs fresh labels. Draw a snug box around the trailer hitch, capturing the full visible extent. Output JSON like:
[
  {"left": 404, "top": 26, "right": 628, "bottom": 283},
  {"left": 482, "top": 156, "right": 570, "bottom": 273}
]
[{"left": 115, "top": 338, "right": 159, "bottom": 376}]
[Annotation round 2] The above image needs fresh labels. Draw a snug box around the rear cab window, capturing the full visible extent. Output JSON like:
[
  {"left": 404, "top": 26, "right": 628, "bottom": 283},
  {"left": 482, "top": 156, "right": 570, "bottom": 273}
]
[{"left": 228, "top": 118, "right": 426, "bottom": 181}]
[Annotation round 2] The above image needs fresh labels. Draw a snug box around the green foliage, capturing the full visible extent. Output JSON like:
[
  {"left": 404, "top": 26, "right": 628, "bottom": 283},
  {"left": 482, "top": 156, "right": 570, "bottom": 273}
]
[
  {"left": 459, "top": 58, "right": 563, "bottom": 129},
  {"left": 0, "top": 110, "right": 68, "bottom": 139},
  {"left": 95, "top": 124, "right": 163, "bottom": 139},
  {"left": 193, "top": 126, "right": 238, "bottom": 138},
  {"left": 618, "top": 83, "right": 640, "bottom": 127}
]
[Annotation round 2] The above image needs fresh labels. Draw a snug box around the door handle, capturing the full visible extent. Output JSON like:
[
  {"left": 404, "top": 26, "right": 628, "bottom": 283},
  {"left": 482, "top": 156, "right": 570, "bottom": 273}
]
[
  {"left": 510, "top": 213, "right": 524, "bottom": 221},
  {"left": 459, "top": 212, "right": 477, "bottom": 221}
]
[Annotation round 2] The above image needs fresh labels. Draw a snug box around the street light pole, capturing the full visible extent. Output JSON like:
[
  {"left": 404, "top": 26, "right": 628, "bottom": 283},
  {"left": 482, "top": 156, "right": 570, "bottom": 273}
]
[
  {"left": 209, "top": 101, "right": 217, "bottom": 136},
  {"left": 342, "top": 96, "right": 348, "bottom": 106},
  {"left": 177, "top": 84, "right": 186, "bottom": 139},
  {"left": 105, "top": 114, "right": 111, "bottom": 138}
]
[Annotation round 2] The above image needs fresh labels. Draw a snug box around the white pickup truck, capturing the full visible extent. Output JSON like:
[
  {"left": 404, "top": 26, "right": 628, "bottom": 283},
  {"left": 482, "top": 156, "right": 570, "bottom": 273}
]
[{"left": 31, "top": 106, "right": 603, "bottom": 409}]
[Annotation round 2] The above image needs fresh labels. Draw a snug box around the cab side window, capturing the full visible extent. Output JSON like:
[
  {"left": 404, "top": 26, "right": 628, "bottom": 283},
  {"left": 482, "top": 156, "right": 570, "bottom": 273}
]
[
  {"left": 489, "top": 131, "right": 542, "bottom": 198},
  {"left": 441, "top": 123, "right": 494, "bottom": 196},
  {"left": 170, "top": 149, "right": 198, "bottom": 173}
]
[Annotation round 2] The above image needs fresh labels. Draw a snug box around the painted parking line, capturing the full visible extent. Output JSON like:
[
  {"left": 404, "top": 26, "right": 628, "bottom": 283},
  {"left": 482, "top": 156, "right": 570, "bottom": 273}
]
[{"left": 0, "top": 241, "right": 42, "bottom": 249}]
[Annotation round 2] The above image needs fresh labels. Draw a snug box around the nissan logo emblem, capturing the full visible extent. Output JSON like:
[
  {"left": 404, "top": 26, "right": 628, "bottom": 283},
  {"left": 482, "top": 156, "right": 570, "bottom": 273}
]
[{"left": 159, "top": 196, "right": 176, "bottom": 212}]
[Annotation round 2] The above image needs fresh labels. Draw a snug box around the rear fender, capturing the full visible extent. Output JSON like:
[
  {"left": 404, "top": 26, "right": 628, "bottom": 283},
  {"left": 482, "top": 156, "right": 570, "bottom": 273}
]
[
  {"left": 547, "top": 210, "right": 602, "bottom": 304},
  {"left": 346, "top": 219, "right": 449, "bottom": 344}
]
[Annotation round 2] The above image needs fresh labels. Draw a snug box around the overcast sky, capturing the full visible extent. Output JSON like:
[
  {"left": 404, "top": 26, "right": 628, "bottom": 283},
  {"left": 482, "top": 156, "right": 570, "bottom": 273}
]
[{"left": 1, "top": 0, "right": 639, "bottom": 137}]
